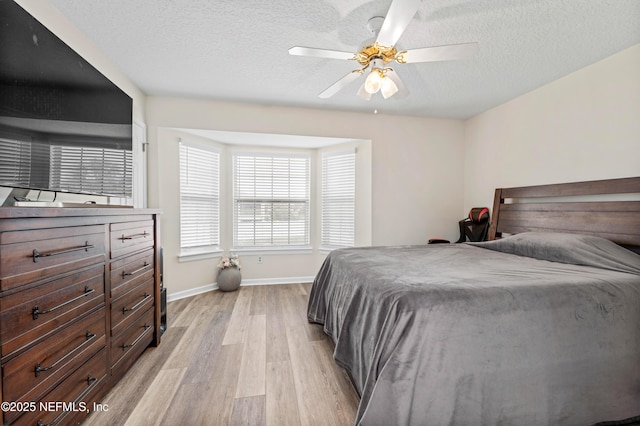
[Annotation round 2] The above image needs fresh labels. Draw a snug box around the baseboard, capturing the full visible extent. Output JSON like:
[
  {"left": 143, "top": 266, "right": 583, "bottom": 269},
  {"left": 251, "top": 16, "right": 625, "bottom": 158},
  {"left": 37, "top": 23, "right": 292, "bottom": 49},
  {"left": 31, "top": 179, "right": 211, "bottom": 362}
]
[
  {"left": 166, "top": 276, "right": 315, "bottom": 302},
  {"left": 240, "top": 276, "right": 315, "bottom": 286},
  {"left": 166, "top": 282, "right": 217, "bottom": 302}
]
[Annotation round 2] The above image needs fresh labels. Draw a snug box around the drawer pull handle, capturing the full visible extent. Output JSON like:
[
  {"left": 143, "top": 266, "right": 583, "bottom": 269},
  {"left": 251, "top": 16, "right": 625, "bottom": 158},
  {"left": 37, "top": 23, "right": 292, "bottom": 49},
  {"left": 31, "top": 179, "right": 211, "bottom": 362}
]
[
  {"left": 122, "top": 324, "right": 151, "bottom": 349},
  {"left": 32, "top": 285, "right": 96, "bottom": 320},
  {"left": 87, "top": 375, "right": 98, "bottom": 386},
  {"left": 121, "top": 262, "right": 150, "bottom": 278},
  {"left": 119, "top": 231, "right": 148, "bottom": 241},
  {"left": 34, "top": 363, "right": 54, "bottom": 377},
  {"left": 34, "top": 330, "right": 98, "bottom": 377},
  {"left": 32, "top": 241, "right": 94, "bottom": 263},
  {"left": 37, "top": 421, "right": 51, "bottom": 426},
  {"left": 122, "top": 292, "right": 151, "bottom": 314}
]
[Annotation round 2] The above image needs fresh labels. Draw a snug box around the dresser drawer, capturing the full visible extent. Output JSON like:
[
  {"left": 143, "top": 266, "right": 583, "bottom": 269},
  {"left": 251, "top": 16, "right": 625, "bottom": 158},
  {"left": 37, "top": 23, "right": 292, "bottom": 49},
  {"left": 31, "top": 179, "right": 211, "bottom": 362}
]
[
  {"left": 6, "top": 347, "right": 107, "bottom": 426},
  {"left": 110, "top": 248, "right": 154, "bottom": 299},
  {"left": 0, "top": 263, "right": 105, "bottom": 358},
  {"left": 2, "top": 309, "right": 106, "bottom": 404},
  {"left": 0, "top": 225, "right": 106, "bottom": 292},
  {"left": 110, "top": 307, "right": 154, "bottom": 369},
  {"left": 110, "top": 278, "right": 154, "bottom": 336},
  {"left": 110, "top": 220, "right": 154, "bottom": 259}
]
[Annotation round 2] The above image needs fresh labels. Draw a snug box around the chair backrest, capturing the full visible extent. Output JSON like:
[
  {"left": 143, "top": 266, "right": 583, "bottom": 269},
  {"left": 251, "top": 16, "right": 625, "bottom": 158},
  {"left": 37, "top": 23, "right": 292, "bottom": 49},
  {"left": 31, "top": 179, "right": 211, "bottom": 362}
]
[
  {"left": 468, "top": 207, "right": 489, "bottom": 223},
  {"left": 456, "top": 207, "right": 490, "bottom": 243}
]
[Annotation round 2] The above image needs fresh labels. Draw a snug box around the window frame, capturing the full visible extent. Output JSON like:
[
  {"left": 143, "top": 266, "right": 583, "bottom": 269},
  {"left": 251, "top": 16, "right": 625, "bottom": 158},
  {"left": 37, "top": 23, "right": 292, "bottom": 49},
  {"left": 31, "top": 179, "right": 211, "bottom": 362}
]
[
  {"left": 320, "top": 148, "right": 356, "bottom": 250},
  {"left": 178, "top": 139, "right": 221, "bottom": 260},
  {"left": 232, "top": 151, "right": 311, "bottom": 251}
]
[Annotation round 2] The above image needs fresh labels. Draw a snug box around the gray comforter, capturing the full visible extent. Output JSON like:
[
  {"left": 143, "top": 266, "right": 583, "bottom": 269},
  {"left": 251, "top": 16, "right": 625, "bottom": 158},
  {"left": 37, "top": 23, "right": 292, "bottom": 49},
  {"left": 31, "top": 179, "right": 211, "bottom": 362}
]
[{"left": 308, "top": 233, "right": 640, "bottom": 425}]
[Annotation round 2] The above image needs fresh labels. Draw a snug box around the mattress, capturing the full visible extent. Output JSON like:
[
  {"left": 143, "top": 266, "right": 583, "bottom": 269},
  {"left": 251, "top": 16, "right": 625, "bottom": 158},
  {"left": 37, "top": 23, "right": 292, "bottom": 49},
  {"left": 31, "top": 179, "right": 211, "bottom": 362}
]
[{"left": 308, "top": 232, "right": 640, "bottom": 425}]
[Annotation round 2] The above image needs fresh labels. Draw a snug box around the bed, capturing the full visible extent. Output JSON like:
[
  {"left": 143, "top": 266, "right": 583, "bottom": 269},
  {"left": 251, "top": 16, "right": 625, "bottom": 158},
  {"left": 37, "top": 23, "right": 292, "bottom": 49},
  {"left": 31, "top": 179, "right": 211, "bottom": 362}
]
[{"left": 308, "top": 177, "right": 640, "bottom": 426}]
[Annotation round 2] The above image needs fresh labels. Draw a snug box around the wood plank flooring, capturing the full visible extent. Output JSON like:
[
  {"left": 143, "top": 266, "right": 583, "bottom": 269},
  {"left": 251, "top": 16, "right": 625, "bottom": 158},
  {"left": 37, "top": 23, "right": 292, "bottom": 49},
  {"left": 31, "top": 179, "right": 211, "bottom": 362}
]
[{"left": 86, "top": 284, "right": 359, "bottom": 425}]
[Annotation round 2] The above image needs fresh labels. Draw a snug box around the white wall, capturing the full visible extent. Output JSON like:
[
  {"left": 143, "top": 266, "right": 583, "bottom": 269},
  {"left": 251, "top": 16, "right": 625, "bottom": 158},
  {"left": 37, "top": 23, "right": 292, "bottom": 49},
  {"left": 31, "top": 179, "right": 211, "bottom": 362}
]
[
  {"left": 145, "top": 98, "right": 466, "bottom": 296},
  {"left": 463, "top": 44, "right": 640, "bottom": 211}
]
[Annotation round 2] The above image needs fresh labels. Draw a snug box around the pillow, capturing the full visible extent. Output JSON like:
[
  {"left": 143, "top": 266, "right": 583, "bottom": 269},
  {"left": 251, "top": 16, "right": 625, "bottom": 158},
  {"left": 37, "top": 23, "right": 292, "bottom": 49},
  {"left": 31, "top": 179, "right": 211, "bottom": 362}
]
[{"left": 470, "top": 232, "right": 640, "bottom": 275}]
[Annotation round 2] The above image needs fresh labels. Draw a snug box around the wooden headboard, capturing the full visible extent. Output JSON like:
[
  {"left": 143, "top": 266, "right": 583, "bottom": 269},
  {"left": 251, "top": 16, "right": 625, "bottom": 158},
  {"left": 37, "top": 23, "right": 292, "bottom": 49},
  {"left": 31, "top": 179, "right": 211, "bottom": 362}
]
[{"left": 489, "top": 176, "right": 640, "bottom": 247}]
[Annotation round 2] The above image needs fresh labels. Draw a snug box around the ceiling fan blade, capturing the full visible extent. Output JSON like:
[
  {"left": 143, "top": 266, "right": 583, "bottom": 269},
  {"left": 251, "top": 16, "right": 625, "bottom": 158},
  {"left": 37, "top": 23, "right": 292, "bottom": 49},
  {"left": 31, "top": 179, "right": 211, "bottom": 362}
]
[
  {"left": 318, "top": 71, "right": 363, "bottom": 98},
  {"left": 289, "top": 46, "right": 354, "bottom": 61},
  {"left": 385, "top": 70, "right": 409, "bottom": 99},
  {"left": 399, "top": 42, "right": 479, "bottom": 63},
  {"left": 376, "top": 0, "right": 422, "bottom": 47}
]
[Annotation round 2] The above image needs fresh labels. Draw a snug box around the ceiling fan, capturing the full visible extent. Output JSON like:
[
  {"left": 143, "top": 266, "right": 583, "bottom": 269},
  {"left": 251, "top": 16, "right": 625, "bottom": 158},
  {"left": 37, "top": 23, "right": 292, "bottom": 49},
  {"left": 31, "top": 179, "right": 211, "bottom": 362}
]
[{"left": 288, "top": 0, "right": 478, "bottom": 100}]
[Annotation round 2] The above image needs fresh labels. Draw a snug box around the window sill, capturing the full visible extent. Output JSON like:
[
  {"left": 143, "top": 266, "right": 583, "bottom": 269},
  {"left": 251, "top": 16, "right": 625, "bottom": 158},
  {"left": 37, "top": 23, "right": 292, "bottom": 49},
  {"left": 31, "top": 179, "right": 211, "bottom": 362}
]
[
  {"left": 232, "top": 246, "right": 313, "bottom": 256},
  {"left": 178, "top": 248, "right": 223, "bottom": 263}
]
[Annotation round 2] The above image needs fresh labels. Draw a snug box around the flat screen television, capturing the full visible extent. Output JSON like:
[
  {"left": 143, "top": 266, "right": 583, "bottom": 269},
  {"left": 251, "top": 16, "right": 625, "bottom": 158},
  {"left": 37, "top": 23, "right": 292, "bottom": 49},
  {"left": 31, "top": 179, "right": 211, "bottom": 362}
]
[{"left": 0, "top": 0, "right": 133, "bottom": 203}]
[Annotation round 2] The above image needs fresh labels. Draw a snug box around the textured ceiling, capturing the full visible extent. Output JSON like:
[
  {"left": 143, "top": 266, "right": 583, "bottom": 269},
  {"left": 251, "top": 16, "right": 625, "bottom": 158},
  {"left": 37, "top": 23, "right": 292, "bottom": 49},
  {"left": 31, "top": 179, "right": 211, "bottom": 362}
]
[{"left": 49, "top": 0, "right": 640, "bottom": 119}]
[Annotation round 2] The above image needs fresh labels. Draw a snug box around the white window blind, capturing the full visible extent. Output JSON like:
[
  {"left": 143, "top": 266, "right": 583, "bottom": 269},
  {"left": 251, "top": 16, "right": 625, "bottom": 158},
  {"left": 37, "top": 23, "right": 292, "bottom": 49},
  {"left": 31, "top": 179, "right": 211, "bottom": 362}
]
[
  {"left": 321, "top": 149, "right": 355, "bottom": 248},
  {"left": 233, "top": 153, "right": 310, "bottom": 248},
  {"left": 0, "top": 138, "right": 31, "bottom": 187},
  {"left": 179, "top": 141, "right": 220, "bottom": 251},
  {"left": 49, "top": 145, "right": 132, "bottom": 197}
]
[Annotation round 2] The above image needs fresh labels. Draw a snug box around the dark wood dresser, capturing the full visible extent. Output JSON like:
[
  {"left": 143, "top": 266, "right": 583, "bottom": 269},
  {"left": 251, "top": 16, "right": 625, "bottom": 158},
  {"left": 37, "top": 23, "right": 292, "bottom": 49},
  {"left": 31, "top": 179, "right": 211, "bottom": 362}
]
[{"left": 0, "top": 207, "right": 162, "bottom": 425}]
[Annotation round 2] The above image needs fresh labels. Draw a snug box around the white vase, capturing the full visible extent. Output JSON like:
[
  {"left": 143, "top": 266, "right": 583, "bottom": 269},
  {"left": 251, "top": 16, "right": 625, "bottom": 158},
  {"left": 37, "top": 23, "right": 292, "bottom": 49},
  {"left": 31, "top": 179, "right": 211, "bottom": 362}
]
[{"left": 217, "top": 267, "right": 241, "bottom": 292}]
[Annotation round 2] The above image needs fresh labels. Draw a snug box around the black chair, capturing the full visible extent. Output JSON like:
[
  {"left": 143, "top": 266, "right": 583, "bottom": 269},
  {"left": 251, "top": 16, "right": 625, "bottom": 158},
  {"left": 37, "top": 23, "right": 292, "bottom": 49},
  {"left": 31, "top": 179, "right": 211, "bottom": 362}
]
[{"left": 429, "top": 207, "right": 490, "bottom": 244}]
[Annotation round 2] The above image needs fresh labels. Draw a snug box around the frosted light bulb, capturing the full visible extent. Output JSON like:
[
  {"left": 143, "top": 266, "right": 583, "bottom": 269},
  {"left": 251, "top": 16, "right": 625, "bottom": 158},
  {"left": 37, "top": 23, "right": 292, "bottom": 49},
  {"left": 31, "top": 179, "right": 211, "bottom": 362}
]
[
  {"left": 381, "top": 76, "right": 398, "bottom": 99},
  {"left": 364, "top": 70, "right": 382, "bottom": 94}
]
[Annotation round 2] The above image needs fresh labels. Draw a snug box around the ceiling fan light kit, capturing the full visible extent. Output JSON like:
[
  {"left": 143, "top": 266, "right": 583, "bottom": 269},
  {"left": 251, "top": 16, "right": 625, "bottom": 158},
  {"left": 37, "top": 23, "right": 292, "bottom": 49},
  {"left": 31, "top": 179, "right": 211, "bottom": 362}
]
[
  {"left": 362, "top": 59, "right": 399, "bottom": 100},
  {"left": 289, "top": 0, "right": 478, "bottom": 101}
]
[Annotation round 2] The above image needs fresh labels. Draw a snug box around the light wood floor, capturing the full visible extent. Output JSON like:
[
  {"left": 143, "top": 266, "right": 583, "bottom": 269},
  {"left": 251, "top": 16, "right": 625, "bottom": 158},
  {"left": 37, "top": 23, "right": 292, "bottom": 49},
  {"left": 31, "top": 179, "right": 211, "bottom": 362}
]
[{"left": 86, "top": 283, "right": 359, "bottom": 425}]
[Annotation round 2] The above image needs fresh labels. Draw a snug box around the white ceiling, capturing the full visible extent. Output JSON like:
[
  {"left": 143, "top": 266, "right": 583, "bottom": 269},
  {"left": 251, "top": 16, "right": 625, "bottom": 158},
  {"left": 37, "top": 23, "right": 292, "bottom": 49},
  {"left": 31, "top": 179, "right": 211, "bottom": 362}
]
[{"left": 49, "top": 0, "right": 640, "bottom": 119}]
